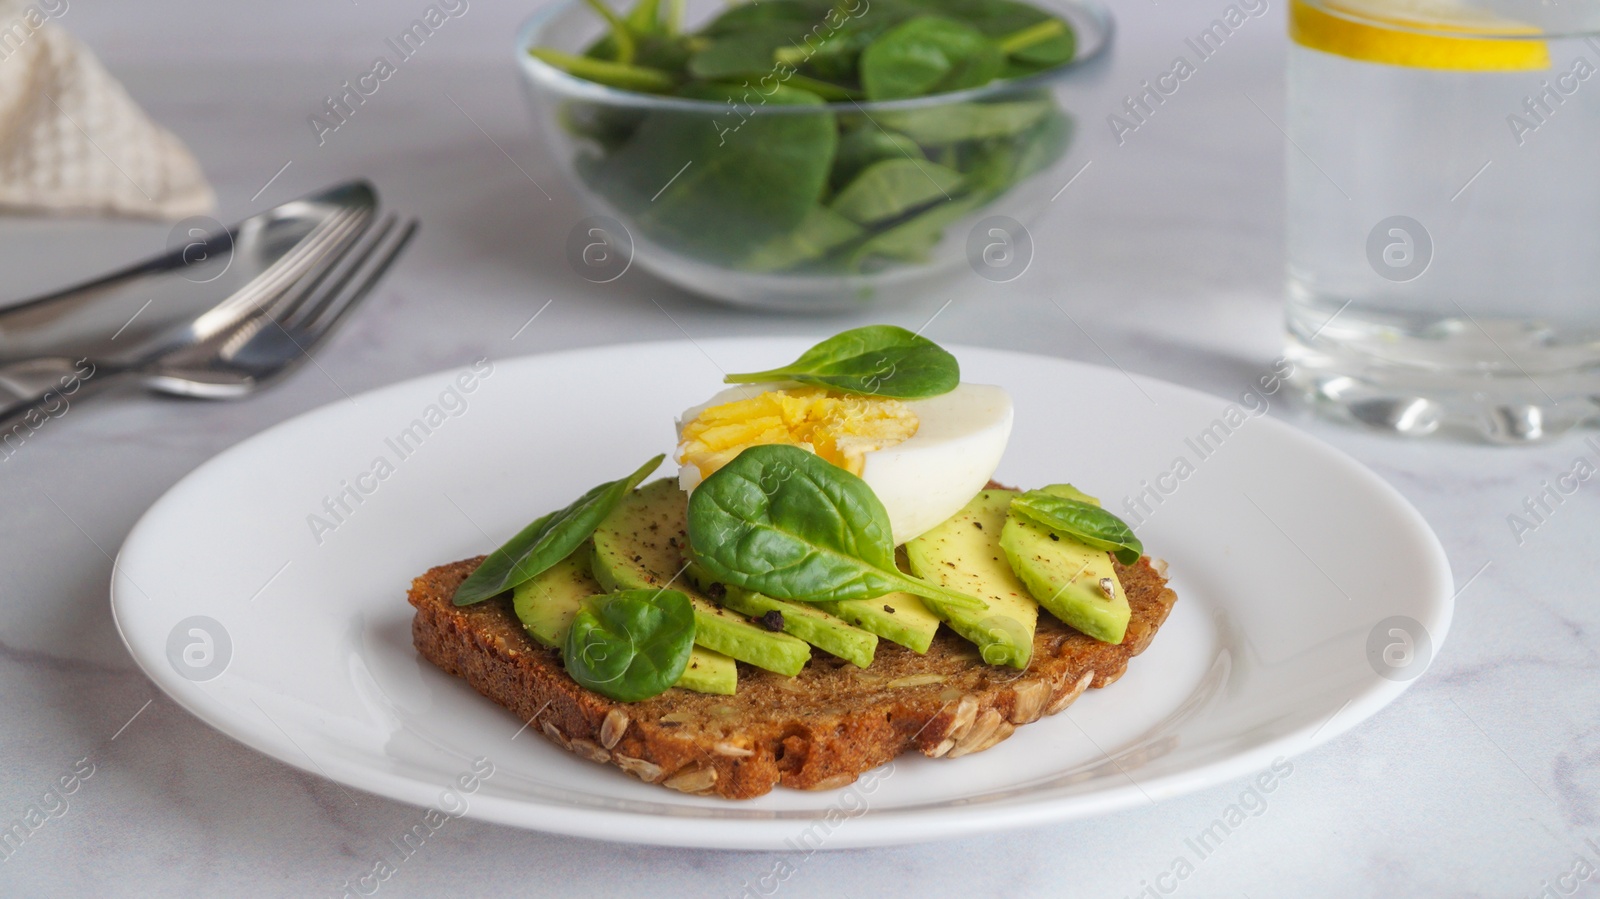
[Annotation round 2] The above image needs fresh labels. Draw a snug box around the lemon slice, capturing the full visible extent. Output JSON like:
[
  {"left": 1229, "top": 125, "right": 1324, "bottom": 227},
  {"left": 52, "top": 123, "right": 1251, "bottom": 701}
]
[{"left": 1290, "top": 0, "right": 1550, "bottom": 70}]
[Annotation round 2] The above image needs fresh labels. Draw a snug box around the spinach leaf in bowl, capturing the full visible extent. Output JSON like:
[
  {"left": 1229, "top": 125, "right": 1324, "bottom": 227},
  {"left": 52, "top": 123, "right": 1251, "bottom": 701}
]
[
  {"left": 830, "top": 158, "right": 965, "bottom": 226},
  {"left": 687, "top": 22, "right": 816, "bottom": 79},
  {"left": 859, "top": 16, "right": 1004, "bottom": 101},
  {"left": 744, "top": 207, "right": 864, "bottom": 273},
  {"left": 535, "top": 0, "right": 1084, "bottom": 278},
  {"left": 830, "top": 125, "right": 926, "bottom": 190},
  {"left": 875, "top": 97, "right": 1053, "bottom": 144},
  {"left": 586, "top": 82, "right": 838, "bottom": 264}
]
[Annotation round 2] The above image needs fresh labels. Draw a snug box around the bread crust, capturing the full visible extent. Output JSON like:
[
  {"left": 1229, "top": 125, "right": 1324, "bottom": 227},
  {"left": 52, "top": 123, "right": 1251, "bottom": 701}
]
[{"left": 407, "top": 554, "right": 1178, "bottom": 799}]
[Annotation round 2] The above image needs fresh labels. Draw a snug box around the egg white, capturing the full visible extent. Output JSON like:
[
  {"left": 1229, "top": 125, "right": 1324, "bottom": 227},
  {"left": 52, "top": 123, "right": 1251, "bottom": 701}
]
[{"left": 675, "top": 381, "right": 1013, "bottom": 545}]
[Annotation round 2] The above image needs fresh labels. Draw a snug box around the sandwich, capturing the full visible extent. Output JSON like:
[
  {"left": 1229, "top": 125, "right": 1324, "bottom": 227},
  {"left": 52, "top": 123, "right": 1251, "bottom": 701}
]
[{"left": 408, "top": 326, "right": 1178, "bottom": 799}]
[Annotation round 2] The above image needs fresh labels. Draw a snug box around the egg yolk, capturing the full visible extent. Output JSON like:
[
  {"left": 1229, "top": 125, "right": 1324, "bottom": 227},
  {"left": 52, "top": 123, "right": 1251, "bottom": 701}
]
[{"left": 678, "top": 388, "right": 919, "bottom": 483}]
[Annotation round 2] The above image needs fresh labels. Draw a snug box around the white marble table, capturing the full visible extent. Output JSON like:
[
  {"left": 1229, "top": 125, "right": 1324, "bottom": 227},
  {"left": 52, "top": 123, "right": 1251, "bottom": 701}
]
[{"left": 2, "top": 1, "right": 1596, "bottom": 895}]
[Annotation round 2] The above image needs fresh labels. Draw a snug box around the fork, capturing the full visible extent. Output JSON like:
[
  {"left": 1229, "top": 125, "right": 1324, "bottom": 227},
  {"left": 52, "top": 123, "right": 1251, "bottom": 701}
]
[
  {"left": 0, "top": 180, "right": 379, "bottom": 363},
  {"left": 0, "top": 215, "right": 418, "bottom": 430},
  {"left": 0, "top": 187, "right": 378, "bottom": 420},
  {"left": 145, "top": 215, "right": 418, "bottom": 398}
]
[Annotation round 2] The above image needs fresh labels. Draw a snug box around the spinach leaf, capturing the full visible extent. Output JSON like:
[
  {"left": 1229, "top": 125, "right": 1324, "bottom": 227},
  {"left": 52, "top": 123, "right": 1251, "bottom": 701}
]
[
  {"left": 777, "top": 74, "right": 863, "bottom": 102},
  {"left": 778, "top": 15, "right": 904, "bottom": 82},
  {"left": 917, "top": 0, "right": 1042, "bottom": 25},
  {"left": 876, "top": 98, "right": 1052, "bottom": 143},
  {"left": 957, "top": 106, "right": 1073, "bottom": 196},
  {"left": 687, "top": 23, "right": 811, "bottom": 79},
  {"left": 860, "top": 16, "right": 1003, "bottom": 101},
  {"left": 586, "top": 82, "right": 836, "bottom": 264},
  {"left": 632, "top": 35, "right": 696, "bottom": 72},
  {"left": 558, "top": 101, "right": 648, "bottom": 153},
  {"left": 702, "top": 0, "right": 836, "bottom": 37},
  {"left": 1010, "top": 489, "right": 1144, "bottom": 564},
  {"left": 831, "top": 125, "right": 925, "bottom": 190},
  {"left": 849, "top": 192, "right": 986, "bottom": 269},
  {"left": 829, "top": 158, "right": 964, "bottom": 225},
  {"left": 1009, "top": 105, "right": 1074, "bottom": 181},
  {"left": 919, "top": 0, "right": 1069, "bottom": 52},
  {"left": 723, "top": 324, "right": 959, "bottom": 398},
  {"left": 744, "top": 206, "right": 863, "bottom": 272},
  {"left": 454, "top": 455, "right": 664, "bottom": 605},
  {"left": 687, "top": 444, "right": 988, "bottom": 609},
  {"left": 911, "top": 0, "right": 1074, "bottom": 73},
  {"left": 564, "top": 589, "right": 695, "bottom": 702}
]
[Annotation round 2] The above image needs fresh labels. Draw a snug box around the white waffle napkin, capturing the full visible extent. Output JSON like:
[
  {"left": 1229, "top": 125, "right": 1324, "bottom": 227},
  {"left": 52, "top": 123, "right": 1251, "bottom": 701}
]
[{"left": 0, "top": 1, "right": 214, "bottom": 218}]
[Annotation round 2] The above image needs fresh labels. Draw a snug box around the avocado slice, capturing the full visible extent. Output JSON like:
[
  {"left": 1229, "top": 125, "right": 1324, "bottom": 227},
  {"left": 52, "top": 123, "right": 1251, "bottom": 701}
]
[
  {"left": 675, "top": 645, "right": 738, "bottom": 695},
  {"left": 683, "top": 561, "right": 878, "bottom": 668},
  {"left": 510, "top": 546, "right": 593, "bottom": 650},
  {"left": 999, "top": 513, "right": 1131, "bottom": 645},
  {"left": 813, "top": 587, "right": 942, "bottom": 655},
  {"left": 592, "top": 478, "right": 811, "bottom": 677},
  {"left": 1039, "top": 483, "right": 1100, "bottom": 506},
  {"left": 510, "top": 543, "right": 737, "bottom": 693},
  {"left": 904, "top": 489, "right": 1037, "bottom": 668}
]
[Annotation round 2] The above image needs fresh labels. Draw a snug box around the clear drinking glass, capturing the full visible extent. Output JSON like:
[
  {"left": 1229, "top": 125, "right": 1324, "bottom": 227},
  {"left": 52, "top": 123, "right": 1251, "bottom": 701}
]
[{"left": 1284, "top": 0, "right": 1600, "bottom": 442}]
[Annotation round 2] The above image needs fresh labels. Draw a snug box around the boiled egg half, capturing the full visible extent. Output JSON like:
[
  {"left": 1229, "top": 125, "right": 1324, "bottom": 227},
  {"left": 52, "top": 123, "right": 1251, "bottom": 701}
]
[{"left": 675, "top": 381, "right": 1013, "bottom": 545}]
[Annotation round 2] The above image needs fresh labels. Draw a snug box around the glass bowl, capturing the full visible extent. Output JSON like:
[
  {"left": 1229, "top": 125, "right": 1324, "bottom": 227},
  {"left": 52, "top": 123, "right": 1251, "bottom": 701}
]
[{"left": 515, "top": 0, "right": 1113, "bottom": 311}]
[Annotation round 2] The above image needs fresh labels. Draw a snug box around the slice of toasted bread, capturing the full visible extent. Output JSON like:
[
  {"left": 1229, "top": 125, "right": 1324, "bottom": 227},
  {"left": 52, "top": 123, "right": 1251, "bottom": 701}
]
[{"left": 407, "top": 553, "right": 1178, "bottom": 800}]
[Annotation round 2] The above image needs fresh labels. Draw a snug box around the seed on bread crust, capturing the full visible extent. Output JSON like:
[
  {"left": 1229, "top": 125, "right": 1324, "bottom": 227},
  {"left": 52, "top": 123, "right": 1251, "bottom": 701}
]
[
  {"left": 928, "top": 696, "right": 981, "bottom": 758},
  {"left": 1046, "top": 670, "right": 1095, "bottom": 715},
  {"left": 974, "top": 720, "right": 1015, "bottom": 754},
  {"left": 1009, "top": 680, "right": 1050, "bottom": 725},
  {"left": 713, "top": 741, "right": 755, "bottom": 757},
  {"left": 949, "top": 696, "right": 978, "bottom": 739},
  {"left": 600, "top": 709, "right": 629, "bottom": 750},
  {"left": 663, "top": 764, "right": 718, "bottom": 793},
  {"left": 569, "top": 738, "right": 611, "bottom": 764},
  {"left": 947, "top": 709, "right": 1004, "bottom": 758},
  {"left": 887, "top": 673, "right": 946, "bottom": 689},
  {"left": 615, "top": 755, "right": 664, "bottom": 783},
  {"left": 541, "top": 720, "right": 570, "bottom": 750},
  {"left": 806, "top": 773, "right": 857, "bottom": 791}
]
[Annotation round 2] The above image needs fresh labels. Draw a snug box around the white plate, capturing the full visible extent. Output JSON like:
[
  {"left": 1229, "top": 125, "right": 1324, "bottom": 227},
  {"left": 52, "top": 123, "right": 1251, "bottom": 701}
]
[{"left": 112, "top": 339, "right": 1453, "bottom": 850}]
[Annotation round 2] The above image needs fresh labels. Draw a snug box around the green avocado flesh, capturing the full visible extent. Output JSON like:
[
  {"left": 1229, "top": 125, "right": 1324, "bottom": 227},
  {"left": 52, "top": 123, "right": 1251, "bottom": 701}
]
[
  {"left": 904, "top": 489, "right": 1038, "bottom": 669},
  {"left": 591, "top": 479, "right": 811, "bottom": 677},
  {"left": 522, "top": 472, "right": 1131, "bottom": 700},
  {"left": 813, "top": 588, "right": 942, "bottom": 655},
  {"left": 1039, "top": 483, "right": 1100, "bottom": 506},
  {"left": 999, "top": 513, "right": 1130, "bottom": 645},
  {"left": 674, "top": 644, "right": 738, "bottom": 695},
  {"left": 682, "top": 560, "right": 878, "bottom": 667},
  {"left": 509, "top": 543, "right": 736, "bottom": 694}
]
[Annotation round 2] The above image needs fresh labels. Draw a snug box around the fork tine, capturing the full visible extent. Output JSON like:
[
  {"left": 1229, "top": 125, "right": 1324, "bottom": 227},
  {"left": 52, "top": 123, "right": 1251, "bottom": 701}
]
[
  {"left": 245, "top": 210, "right": 387, "bottom": 334},
  {"left": 157, "top": 215, "right": 401, "bottom": 373},
  {"left": 286, "top": 217, "right": 418, "bottom": 352},
  {"left": 282, "top": 214, "right": 401, "bottom": 333},
  {"left": 189, "top": 201, "right": 373, "bottom": 340}
]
